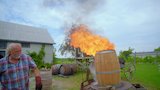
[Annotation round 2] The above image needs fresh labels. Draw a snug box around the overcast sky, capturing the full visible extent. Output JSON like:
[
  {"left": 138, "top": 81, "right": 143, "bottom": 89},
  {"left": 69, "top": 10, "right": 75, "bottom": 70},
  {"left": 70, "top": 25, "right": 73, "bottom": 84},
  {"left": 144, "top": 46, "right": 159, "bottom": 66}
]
[{"left": 0, "top": 0, "right": 160, "bottom": 57}]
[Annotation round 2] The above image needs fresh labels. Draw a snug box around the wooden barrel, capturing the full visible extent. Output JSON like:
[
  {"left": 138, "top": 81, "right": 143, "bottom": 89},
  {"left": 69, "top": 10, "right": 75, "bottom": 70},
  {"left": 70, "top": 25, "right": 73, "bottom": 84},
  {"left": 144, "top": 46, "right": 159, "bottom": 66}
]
[
  {"left": 94, "top": 50, "right": 121, "bottom": 86},
  {"left": 60, "top": 64, "right": 77, "bottom": 75},
  {"left": 40, "top": 70, "right": 52, "bottom": 90},
  {"left": 70, "top": 64, "right": 77, "bottom": 73},
  {"left": 51, "top": 64, "right": 62, "bottom": 75}
]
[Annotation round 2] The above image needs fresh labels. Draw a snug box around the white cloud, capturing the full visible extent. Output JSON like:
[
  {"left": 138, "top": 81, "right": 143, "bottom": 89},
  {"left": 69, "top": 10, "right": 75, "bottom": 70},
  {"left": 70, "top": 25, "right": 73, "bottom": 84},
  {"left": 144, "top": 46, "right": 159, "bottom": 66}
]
[{"left": 0, "top": 0, "right": 160, "bottom": 57}]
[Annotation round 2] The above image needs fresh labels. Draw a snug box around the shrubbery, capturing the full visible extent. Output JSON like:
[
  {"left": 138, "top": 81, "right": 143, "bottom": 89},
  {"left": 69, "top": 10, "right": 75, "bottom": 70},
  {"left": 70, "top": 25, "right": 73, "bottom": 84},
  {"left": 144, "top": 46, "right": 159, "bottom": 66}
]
[
  {"left": 119, "top": 47, "right": 160, "bottom": 64},
  {"left": 136, "top": 55, "right": 160, "bottom": 64},
  {"left": 27, "top": 45, "right": 51, "bottom": 69}
]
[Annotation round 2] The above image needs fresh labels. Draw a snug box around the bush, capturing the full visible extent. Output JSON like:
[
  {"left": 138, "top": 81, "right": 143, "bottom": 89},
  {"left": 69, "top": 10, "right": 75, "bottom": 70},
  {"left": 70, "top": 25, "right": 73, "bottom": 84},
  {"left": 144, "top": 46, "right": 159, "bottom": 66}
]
[
  {"left": 135, "top": 55, "right": 160, "bottom": 64},
  {"left": 27, "top": 45, "right": 45, "bottom": 68},
  {"left": 41, "top": 63, "right": 52, "bottom": 69},
  {"left": 135, "top": 57, "right": 144, "bottom": 63},
  {"left": 155, "top": 55, "right": 160, "bottom": 63}
]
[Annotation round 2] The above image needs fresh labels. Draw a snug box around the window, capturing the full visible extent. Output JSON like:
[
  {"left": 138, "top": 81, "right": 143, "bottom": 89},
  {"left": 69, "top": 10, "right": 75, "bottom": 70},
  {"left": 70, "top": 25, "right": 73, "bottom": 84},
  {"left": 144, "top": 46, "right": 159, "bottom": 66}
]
[
  {"left": 0, "top": 41, "right": 7, "bottom": 49},
  {"left": 21, "top": 42, "right": 30, "bottom": 48}
]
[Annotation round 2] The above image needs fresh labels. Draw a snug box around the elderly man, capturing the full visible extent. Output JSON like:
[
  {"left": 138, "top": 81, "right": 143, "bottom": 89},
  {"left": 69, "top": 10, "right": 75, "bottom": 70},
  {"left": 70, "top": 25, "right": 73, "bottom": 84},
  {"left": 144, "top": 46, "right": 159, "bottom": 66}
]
[{"left": 0, "top": 43, "right": 42, "bottom": 90}]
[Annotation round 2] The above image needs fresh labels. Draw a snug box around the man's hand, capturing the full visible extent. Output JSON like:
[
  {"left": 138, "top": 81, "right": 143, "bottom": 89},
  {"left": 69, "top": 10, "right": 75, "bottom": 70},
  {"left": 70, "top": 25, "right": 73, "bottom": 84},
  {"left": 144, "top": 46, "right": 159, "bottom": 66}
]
[{"left": 35, "top": 76, "right": 42, "bottom": 90}]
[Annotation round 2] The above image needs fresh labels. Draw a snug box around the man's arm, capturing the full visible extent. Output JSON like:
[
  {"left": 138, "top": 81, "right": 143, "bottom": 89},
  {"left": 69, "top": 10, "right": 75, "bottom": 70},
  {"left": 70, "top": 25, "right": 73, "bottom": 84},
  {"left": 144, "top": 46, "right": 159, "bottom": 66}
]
[
  {"left": 27, "top": 55, "right": 42, "bottom": 90},
  {"left": 32, "top": 67, "right": 42, "bottom": 90},
  {"left": 32, "top": 67, "right": 41, "bottom": 77}
]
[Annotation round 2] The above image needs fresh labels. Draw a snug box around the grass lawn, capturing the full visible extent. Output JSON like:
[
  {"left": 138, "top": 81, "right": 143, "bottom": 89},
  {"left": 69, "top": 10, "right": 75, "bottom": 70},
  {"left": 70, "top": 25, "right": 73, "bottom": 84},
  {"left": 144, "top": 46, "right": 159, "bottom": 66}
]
[
  {"left": 130, "top": 63, "right": 160, "bottom": 90},
  {"left": 52, "top": 63, "right": 160, "bottom": 90},
  {"left": 29, "top": 71, "right": 87, "bottom": 90},
  {"left": 52, "top": 71, "right": 86, "bottom": 90},
  {"left": 29, "top": 63, "right": 160, "bottom": 90}
]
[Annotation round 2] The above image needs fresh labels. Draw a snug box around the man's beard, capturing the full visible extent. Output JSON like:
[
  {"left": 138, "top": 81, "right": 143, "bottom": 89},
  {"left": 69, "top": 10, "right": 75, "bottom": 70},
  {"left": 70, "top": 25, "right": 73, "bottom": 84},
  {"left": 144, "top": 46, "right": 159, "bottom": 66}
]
[{"left": 11, "top": 54, "right": 21, "bottom": 59}]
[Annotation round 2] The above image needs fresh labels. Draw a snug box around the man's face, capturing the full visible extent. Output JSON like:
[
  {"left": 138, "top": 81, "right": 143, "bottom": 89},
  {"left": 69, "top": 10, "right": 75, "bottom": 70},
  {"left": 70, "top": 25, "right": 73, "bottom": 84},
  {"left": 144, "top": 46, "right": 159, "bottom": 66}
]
[{"left": 10, "top": 46, "right": 22, "bottom": 60}]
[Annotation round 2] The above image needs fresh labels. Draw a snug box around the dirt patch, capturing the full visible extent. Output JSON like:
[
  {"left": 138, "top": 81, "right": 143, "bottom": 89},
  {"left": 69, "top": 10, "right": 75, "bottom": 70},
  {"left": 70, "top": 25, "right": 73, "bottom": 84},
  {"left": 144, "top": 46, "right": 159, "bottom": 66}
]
[
  {"left": 30, "top": 76, "right": 81, "bottom": 90},
  {"left": 52, "top": 79, "right": 73, "bottom": 90}
]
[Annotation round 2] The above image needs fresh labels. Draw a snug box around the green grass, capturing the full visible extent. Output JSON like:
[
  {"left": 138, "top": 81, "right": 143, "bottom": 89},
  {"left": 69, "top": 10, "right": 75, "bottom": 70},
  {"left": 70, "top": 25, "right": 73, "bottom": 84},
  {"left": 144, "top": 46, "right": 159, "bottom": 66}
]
[
  {"left": 130, "top": 63, "right": 160, "bottom": 90},
  {"left": 52, "top": 63, "right": 160, "bottom": 90},
  {"left": 53, "top": 58, "right": 75, "bottom": 64},
  {"left": 30, "top": 71, "right": 87, "bottom": 90},
  {"left": 29, "top": 62, "right": 160, "bottom": 90},
  {"left": 52, "top": 71, "right": 86, "bottom": 90}
]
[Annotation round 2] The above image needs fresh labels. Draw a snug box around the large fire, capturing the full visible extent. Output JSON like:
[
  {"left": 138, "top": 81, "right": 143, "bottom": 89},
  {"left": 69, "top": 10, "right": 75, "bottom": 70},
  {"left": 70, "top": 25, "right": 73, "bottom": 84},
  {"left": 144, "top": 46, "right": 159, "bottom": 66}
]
[{"left": 69, "top": 25, "right": 115, "bottom": 56}]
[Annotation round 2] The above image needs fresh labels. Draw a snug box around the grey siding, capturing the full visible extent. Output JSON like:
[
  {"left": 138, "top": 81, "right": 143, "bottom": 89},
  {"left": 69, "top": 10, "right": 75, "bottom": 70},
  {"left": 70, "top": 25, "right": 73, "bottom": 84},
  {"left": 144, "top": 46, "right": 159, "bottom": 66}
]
[
  {"left": 0, "top": 21, "right": 54, "bottom": 63},
  {"left": 44, "top": 44, "right": 53, "bottom": 63},
  {"left": 5, "top": 42, "right": 53, "bottom": 63},
  {"left": 23, "top": 43, "right": 53, "bottom": 63}
]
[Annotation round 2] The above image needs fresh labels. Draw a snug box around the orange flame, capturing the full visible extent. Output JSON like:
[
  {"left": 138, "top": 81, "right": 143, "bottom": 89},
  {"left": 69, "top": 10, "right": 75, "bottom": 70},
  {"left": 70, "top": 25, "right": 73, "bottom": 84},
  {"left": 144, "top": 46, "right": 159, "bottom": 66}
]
[{"left": 69, "top": 25, "right": 115, "bottom": 56}]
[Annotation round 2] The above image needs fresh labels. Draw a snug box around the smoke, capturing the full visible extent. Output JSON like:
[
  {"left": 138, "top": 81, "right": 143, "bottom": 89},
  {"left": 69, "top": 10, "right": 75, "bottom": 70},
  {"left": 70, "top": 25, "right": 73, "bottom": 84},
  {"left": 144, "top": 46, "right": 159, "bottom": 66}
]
[
  {"left": 42, "top": 0, "right": 106, "bottom": 24},
  {"left": 43, "top": 0, "right": 105, "bottom": 13},
  {"left": 42, "top": 0, "right": 108, "bottom": 48}
]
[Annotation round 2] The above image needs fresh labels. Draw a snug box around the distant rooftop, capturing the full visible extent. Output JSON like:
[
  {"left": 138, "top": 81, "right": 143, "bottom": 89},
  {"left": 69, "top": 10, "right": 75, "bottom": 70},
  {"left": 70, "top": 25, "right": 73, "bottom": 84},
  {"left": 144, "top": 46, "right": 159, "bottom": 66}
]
[
  {"left": 0, "top": 21, "right": 54, "bottom": 44},
  {"left": 131, "top": 51, "right": 160, "bottom": 57}
]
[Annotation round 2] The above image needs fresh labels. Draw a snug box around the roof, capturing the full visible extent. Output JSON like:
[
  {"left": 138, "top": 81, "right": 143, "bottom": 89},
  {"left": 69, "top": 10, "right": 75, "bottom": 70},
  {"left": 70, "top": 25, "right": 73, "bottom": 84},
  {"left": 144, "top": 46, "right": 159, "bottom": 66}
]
[
  {"left": 132, "top": 51, "right": 160, "bottom": 55},
  {"left": 131, "top": 51, "right": 160, "bottom": 57},
  {"left": 0, "top": 21, "right": 54, "bottom": 44}
]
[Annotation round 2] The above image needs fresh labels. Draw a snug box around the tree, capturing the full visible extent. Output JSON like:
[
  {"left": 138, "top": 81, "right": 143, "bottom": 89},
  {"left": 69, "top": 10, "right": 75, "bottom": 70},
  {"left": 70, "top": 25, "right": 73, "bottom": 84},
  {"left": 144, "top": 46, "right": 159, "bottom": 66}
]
[
  {"left": 59, "top": 39, "right": 76, "bottom": 56},
  {"left": 154, "top": 47, "right": 160, "bottom": 52},
  {"left": 59, "top": 24, "right": 82, "bottom": 57},
  {"left": 119, "top": 47, "right": 134, "bottom": 62}
]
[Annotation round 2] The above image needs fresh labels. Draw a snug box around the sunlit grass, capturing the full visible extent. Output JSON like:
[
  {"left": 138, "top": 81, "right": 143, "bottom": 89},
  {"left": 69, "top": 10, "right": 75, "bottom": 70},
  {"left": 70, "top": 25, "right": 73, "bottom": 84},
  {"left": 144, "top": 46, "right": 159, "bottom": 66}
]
[
  {"left": 29, "top": 62, "right": 160, "bottom": 90},
  {"left": 130, "top": 63, "right": 160, "bottom": 90},
  {"left": 52, "top": 71, "right": 86, "bottom": 90}
]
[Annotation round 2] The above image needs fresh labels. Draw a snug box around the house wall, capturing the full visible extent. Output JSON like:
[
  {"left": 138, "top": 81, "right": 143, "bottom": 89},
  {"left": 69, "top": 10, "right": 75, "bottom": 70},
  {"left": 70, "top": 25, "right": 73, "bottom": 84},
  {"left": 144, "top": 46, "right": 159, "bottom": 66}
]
[
  {"left": 0, "top": 21, "right": 54, "bottom": 63},
  {"left": 22, "top": 43, "right": 53, "bottom": 63},
  {"left": 0, "top": 41, "right": 53, "bottom": 63}
]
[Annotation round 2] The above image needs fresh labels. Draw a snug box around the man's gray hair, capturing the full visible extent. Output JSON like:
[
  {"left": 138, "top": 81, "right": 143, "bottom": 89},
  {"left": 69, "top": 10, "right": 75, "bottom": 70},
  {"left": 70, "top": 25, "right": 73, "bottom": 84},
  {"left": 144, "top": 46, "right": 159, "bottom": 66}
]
[{"left": 6, "top": 43, "right": 22, "bottom": 55}]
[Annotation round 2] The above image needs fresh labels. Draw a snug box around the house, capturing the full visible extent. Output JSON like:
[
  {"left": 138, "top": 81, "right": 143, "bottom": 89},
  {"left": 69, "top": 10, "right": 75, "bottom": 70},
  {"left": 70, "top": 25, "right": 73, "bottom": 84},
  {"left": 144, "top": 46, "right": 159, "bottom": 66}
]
[
  {"left": 0, "top": 21, "right": 54, "bottom": 63},
  {"left": 131, "top": 51, "right": 160, "bottom": 58}
]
